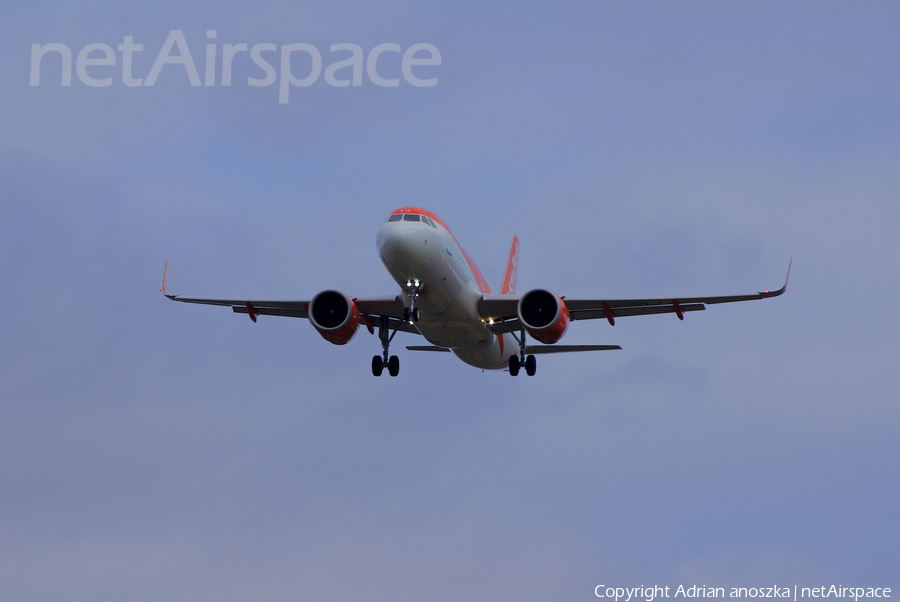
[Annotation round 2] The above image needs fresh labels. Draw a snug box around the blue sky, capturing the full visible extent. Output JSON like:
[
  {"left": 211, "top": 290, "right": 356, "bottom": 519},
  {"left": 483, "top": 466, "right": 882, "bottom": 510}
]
[{"left": 2, "top": 2, "right": 898, "bottom": 600}]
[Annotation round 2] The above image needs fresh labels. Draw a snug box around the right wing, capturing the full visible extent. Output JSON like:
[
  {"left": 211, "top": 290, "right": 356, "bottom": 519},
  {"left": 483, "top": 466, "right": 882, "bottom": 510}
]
[{"left": 160, "top": 262, "right": 418, "bottom": 334}]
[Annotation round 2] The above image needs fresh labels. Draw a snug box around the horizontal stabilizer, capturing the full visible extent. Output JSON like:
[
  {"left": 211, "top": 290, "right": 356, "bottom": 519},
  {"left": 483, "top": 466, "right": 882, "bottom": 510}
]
[
  {"left": 524, "top": 344, "right": 621, "bottom": 354},
  {"left": 405, "top": 344, "right": 622, "bottom": 353}
]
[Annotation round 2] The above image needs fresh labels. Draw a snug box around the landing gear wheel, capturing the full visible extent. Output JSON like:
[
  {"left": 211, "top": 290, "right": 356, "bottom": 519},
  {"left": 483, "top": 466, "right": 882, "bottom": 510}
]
[
  {"left": 508, "top": 354, "right": 520, "bottom": 376},
  {"left": 411, "top": 307, "right": 420, "bottom": 322},
  {"left": 525, "top": 354, "right": 537, "bottom": 376},
  {"left": 388, "top": 355, "right": 400, "bottom": 377},
  {"left": 372, "top": 355, "right": 384, "bottom": 377},
  {"left": 403, "top": 308, "right": 410, "bottom": 322}
]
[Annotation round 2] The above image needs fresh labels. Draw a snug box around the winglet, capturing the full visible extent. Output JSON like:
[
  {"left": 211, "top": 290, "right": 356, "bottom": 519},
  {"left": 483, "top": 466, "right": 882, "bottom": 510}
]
[
  {"left": 760, "top": 257, "right": 792, "bottom": 298},
  {"left": 500, "top": 235, "right": 519, "bottom": 295},
  {"left": 161, "top": 261, "right": 168, "bottom": 294}
]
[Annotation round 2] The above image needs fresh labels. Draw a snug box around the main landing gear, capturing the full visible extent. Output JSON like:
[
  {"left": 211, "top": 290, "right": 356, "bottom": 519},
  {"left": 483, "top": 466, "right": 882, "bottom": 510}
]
[
  {"left": 508, "top": 327, "right": 537, "bottom": 377},
  {"left": 372, "top": 316, "right": 400, "bottom": 377}
]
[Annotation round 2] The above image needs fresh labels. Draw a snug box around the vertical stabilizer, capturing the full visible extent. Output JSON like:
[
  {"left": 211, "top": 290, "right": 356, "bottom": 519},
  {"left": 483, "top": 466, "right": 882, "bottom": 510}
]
[{"left": 501, "top": 236, "right": 519, "bottom": 295}]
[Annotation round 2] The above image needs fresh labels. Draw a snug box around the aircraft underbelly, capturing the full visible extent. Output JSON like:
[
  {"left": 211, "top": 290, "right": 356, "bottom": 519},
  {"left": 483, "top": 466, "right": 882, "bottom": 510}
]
[
  {"left": 451, "top": 345, "right": 504, "bottom": 370},
  {"left": 415, "top": 284, "right": 494, "bottom": 350}
]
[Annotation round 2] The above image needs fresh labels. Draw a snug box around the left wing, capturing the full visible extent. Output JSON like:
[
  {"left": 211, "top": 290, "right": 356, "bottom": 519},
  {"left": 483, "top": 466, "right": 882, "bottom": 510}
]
[{"left": 480, "top": 259, "right": 791, "bottom": 333}]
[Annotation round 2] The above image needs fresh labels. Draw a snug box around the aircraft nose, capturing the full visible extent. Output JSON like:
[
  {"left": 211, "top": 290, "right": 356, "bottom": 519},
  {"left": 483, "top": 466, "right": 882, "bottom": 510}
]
[
  {"left": 378, "top": 224, "right": 415, "bottom": 260},
  {"left": 377, "top": 222, "right": 433, "bottom": 273}
]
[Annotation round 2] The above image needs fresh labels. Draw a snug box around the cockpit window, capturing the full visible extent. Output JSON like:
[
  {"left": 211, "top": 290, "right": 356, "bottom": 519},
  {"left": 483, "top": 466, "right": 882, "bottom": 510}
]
[
  {"left": 403, "top": 214, "right": 421, "bottom": 222},
  {"left": 387, "top": 214, "right": 402, "bottom": 222},
  {"left": 423, "top": 216, "right": 436, "bottom": 228}
]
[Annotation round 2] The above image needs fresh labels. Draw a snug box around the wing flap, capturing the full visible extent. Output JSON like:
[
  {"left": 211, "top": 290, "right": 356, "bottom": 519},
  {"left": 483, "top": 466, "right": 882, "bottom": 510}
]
[
  {"left": 570, "top": 303, "right": 705, "bottom": 320},
  {"left": 233, "top": 305, "right": 307, "bottom": 319}
]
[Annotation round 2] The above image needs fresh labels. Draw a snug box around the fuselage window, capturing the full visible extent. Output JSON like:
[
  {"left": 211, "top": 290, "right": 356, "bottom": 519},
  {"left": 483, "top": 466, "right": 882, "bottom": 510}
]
[{"left": 403, "top": 214, "right": 421, "bottom": 222}]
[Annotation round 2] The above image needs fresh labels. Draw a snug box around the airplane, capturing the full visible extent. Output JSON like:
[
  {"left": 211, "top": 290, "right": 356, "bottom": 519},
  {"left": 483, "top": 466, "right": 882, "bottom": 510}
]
[{"left": 162, "top": 206, "right": 790, "bottom": 377}]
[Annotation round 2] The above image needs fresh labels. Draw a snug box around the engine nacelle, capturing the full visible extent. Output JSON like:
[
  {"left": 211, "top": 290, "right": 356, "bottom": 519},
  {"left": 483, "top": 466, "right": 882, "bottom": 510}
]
[
  {"left": 517, "top": 288, "right": 570, "bottom": 344},
  {"left": 308, "top": 290, "right": 360, "bottom": 345}
]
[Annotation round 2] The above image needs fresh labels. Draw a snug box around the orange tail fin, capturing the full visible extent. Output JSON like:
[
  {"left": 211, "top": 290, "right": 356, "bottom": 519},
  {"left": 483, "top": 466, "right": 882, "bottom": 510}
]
[{"left": 500, "top": 236, "right": 519, "bottom": 295}]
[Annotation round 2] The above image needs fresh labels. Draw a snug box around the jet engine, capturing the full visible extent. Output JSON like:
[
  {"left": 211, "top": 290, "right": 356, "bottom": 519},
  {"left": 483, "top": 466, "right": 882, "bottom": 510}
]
[
  {"left": 308, "top": 290, "right": 360, "bottom": 345},
  {"left": 517, "top": 288, "right": 570, "bottom": 344}
]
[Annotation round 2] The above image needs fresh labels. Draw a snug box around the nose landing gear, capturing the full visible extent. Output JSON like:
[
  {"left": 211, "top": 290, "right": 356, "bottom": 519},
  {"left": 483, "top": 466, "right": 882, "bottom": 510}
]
[
  {"left": 372, "top": 316, "right": 400, "bottom": 377},
  {"left": 404, "top": 279, "right": 422, "bottom": 323}
]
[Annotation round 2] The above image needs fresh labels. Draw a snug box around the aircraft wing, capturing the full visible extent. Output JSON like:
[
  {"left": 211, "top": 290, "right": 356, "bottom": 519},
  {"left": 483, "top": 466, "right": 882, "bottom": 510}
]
[
  {"left": 480, "top": 259, "right": 791, "bottom": 334},
  {"left": 160, "top": 263, "right": 417, "bottom": 334},
  {"left": 163, "top": 294, "right": 308, "bottom": 316}
]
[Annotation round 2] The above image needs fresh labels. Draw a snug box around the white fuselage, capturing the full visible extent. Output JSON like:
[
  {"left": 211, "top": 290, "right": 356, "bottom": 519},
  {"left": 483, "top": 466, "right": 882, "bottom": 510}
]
[{"left": 376, "top": 213, "right": 517, "bottom": 369}]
